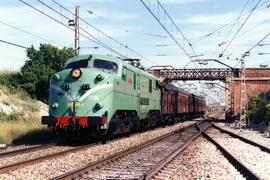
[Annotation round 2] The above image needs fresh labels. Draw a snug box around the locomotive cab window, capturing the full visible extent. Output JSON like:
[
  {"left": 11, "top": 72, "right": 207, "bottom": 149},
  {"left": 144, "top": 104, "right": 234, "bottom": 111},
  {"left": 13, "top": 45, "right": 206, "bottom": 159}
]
[
  {"left": 93, "top": 59, "right": 118, "bottom": 72},
  {"left": 66, "top": 60, "right": 88, "bottom": 69}
]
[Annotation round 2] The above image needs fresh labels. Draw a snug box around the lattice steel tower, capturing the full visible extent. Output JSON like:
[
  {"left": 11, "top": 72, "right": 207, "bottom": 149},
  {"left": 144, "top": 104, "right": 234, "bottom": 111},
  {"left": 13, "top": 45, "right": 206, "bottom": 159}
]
[{"left": 239, "top": 58, "right": 246, "bottom": 127}]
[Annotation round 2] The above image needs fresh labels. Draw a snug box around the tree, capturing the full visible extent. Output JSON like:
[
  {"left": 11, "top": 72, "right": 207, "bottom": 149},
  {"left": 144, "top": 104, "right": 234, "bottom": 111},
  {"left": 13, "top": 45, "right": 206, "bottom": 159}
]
[
  {"left": 20, "top": 44, "right": 74, "bottom": 103},
  {"left": 247, "top": 92, "right": 270, "bottom": 125}
]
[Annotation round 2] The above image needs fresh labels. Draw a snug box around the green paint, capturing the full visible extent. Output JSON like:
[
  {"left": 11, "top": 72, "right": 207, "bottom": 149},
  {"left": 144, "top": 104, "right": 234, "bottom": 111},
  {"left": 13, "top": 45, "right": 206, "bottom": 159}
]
[{"left": 48, "top": 54, "right": 160, "bottom": 129}]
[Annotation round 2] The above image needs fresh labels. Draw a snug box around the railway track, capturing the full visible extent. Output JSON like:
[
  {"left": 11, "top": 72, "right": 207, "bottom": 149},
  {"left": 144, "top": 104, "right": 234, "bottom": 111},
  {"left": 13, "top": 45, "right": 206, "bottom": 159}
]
[
  {"left": 0, "top": 143, "right": 56, "bottom": 158},
  {"left": 144, "top": 121, "right": 270, "bottom": 180},
  {"left": 0, "top": 143, "right": 96, "bottom": 174},
  {"left": 141, "top": 120, "right": 213, "bottom": 180},
  {"left": 0, "top": 121, "right": 197, "bottom": 177},
  {"left": 51, "top": 120, "right": 211, "bottom": 180},
  {"left": 197, "top": 123, "right": 270, "bottom": 180},
  {"left": 212, "top": 124, "right": 270, "bottom": 154}
]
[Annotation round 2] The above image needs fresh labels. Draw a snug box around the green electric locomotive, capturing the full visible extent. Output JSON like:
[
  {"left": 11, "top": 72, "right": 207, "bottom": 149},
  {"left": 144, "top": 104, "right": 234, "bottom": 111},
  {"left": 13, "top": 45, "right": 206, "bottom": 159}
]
[{"left": 42, "top": 54, "right": 161, "bottom": 137}]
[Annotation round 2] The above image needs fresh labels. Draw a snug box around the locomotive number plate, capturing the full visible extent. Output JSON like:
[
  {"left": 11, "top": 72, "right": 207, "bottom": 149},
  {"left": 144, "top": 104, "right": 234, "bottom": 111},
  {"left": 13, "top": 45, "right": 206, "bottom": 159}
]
[{"left": 67, "top": 102, "right": 83, "bottom": 107}]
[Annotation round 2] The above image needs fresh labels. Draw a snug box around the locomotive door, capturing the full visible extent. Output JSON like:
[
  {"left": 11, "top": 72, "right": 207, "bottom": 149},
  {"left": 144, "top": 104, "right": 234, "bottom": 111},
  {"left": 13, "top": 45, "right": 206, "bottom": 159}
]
[{"left": 137, "top": 74, "right": 140, "bottom": 114}]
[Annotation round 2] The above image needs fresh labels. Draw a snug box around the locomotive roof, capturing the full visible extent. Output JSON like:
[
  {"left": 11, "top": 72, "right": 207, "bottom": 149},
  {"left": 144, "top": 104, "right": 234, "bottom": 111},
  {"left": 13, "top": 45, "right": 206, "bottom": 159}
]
[{"left": 65, "top": 54, "right": 158, "bottom": 80}]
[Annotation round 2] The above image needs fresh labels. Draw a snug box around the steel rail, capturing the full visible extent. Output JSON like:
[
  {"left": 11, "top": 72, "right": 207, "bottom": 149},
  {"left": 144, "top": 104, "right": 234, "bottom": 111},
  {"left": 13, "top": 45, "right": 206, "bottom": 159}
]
[
  {"left": 0, "top": 143, "right": 96, "bottom": 174},
  {"left": 51, "top": 123, "right": 198, "bottom": 180},
  {"left": 199, "top": 124, "right": 260, "bottom": 180},
  {"left": 0, "top": 143, "right": 56, "bottom": 158},
  {"left": 142, "top": 121, "right": 213, "bottom": 180},
  {"left": 0, "top": 147, "right": 7, "bottom": 151},
  {"left": 213, "top": 124, "right": 270, "bottom": 154}
]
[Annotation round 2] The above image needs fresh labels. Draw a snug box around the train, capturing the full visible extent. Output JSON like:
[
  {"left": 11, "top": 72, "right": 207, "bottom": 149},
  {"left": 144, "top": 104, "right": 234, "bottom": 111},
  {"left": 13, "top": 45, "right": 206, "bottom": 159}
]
[{"left": 41, "top": 54, "right": 206, "bottom": 138}]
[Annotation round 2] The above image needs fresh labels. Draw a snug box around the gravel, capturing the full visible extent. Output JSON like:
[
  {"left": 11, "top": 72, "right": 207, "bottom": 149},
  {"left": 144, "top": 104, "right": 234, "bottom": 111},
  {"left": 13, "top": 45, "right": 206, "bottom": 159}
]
[
  {"left": 153, "top": 137, "right": 244, "bottom": 180},
  {"left": 215, "top": 122, "right": 270, "bottom": 148},
  {"left": 0, "top": 121, "right": 196, "bottom": 179},
  {"left": 80, "top": 126, "right": 198, "bottom": 179},
  {"left": 207, "top": 127, "right": 270, "bottom": 179},
  {"left": 0, "top": 145, "right": 73, "bottom": 167}
]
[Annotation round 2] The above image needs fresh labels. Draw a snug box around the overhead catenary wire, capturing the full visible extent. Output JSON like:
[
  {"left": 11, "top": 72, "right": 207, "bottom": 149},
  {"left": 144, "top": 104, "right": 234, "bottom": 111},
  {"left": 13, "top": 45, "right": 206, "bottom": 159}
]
[
  {"left": 160, "top": 6, "right": 202, "bottom": 69},
  {"left": 208, "top": 0, "right": 251, "bottom": 59},
  {"left": 243, "top": 31, "right": 270, "bottom": 58},
  {"left": 219, "top": 0, "right": 262, "bottom": 58},
  {"left": 139, "top": 0, "right": 194, "bottom": 61},
  {"left": 50, "top": 0, "right": 158, "bottom": 65},
  {"left": 0, "top": 39, "right": 28, "bottom": 49},
  {"left": 191, "top": 0, "right": 270, "bottom": 44},
  {"left": 19, "top": 0, "right": 128, "bottom": 59},
  {"left": 234, "top": 31, "right": 270, "bottom": 68},
  {"left": 0, "top": 20, "right": 65, "bottom": 47},
  {"left": 156, "top": 0, "right": 198, "bottom": 58},
  {"left": 217, "top": 0, "right": 250, "bottom": 49},
  {"left": 86, "top": 9, "right": 168, "bottom": 38},
  {"left": 237, "top": 17, "right": 270, "bottom": 38}
]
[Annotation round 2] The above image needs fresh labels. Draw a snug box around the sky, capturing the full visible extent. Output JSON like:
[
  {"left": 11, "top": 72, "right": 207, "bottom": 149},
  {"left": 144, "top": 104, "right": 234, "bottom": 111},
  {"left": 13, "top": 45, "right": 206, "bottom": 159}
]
[
  {"left": 0, "top": 0, "right": 270, "bottom": 71},
  {"left": 2, "top": 0, "right": 269, "bottom": 104}
]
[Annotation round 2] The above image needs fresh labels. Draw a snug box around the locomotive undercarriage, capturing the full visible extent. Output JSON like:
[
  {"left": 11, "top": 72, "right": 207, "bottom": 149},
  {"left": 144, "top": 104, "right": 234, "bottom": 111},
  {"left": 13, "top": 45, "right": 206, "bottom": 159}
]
[{"left": 44, "top": 111, "right": 204, "bottom": 140}]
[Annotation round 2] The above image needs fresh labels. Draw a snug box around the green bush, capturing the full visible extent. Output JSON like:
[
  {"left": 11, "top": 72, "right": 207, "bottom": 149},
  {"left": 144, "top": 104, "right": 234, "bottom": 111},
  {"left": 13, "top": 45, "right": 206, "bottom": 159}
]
[
  {"left": 0, "top": 72, "right": 21, "bottom": 88},
  {"left": 0, "top": 44, "right": 74, "bottom": 103},
  {"left": 20, "top": 44, "right": 74, "bottom": 103},
  {"left": 247, "top": 92, "right": 270, "bottom": 126}
]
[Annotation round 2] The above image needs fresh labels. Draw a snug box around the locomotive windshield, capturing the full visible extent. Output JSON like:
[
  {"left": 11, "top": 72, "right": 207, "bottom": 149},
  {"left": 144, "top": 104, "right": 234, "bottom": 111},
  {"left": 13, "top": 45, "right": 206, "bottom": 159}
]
[
  {"left": 66, "top": 60, "right": 88, "bottom": 69},
  {"left": 93, "top": 59, "right": 118, "bottom": 72}
]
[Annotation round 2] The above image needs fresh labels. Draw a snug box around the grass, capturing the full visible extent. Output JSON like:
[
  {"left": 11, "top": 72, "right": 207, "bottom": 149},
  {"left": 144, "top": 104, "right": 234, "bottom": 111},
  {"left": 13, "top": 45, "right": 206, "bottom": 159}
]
[{"left": 0, "top": 115, "right": 50, "bottom": 144}]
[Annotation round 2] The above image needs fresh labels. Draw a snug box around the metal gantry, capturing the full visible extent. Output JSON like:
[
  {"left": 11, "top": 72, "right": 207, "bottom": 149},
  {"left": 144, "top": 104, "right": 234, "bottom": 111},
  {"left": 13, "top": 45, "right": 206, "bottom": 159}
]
[{"left": 148, "top": 68, "right": 239, "bottom": 81}]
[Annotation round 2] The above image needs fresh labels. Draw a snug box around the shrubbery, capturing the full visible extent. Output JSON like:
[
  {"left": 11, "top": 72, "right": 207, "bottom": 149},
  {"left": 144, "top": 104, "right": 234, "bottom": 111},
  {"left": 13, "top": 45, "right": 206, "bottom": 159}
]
[
  {"left": 0, "top": 72, "right": 21, "bottom": 88},
  {"left": 20, "top": 44, "right": 74, "bottom": 103},
  {"left": 1, "top": 44, "right": 74, "bottom": 103},
  {"left": 247, "top": 92, "right": 270, "bottom": 126}
]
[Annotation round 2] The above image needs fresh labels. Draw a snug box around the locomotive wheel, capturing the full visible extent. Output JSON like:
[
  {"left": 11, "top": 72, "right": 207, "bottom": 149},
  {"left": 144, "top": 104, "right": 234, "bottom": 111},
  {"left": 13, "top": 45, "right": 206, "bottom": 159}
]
[
  {"left": 123, "top": 116, "right": 132, "bottom": 133},
  {"left": 131, "top": 115, "right": 140, "bottom": 132}
]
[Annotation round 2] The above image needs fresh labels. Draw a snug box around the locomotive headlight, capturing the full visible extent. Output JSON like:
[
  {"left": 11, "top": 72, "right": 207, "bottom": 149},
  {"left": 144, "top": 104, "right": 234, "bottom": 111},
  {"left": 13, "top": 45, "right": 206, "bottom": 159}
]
[{"left": 70, "top": 68, "right": 81, "bottom": 79}]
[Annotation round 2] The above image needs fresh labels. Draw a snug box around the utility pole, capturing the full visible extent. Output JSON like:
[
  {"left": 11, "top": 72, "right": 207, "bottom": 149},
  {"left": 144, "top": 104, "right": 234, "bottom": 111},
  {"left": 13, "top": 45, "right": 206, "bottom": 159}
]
[
  {"left": 74, "top": 5, "right": 80, "bottom": 56},
  {"left": 68, "top": 5, "right": 80, "bottom": 56}
]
